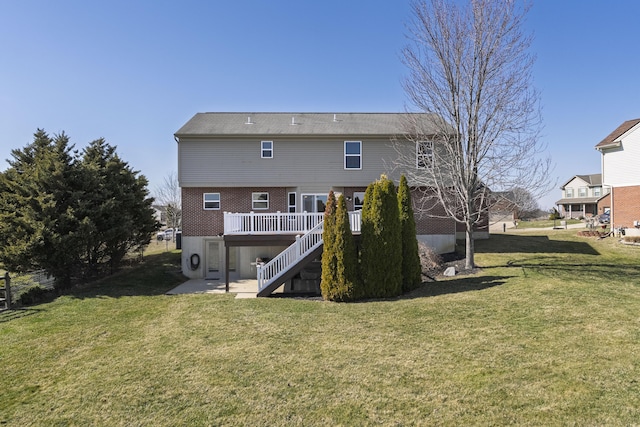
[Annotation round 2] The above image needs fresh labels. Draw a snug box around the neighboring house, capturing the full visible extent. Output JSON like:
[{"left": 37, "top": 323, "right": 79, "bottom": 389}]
[
  {"left": 175, "top": 112, "right": 481, "bottom": 296},
  {"left": 555, "top": 174, "right": 610, "bottom": 219},
  {"left": 595, "top": 118, "right": 640, "bottom": 232},
  {"left": 152, "top": 205, "right": 167, "bottom": 226}
]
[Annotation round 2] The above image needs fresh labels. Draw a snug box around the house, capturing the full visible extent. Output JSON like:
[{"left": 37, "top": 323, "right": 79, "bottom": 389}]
[
  {"left": 555, "top": 174, "right": 610, "bottom": 219},
  {"left": 175, "top": 112, "right": 476, "bottom": 296},
  {"left": 595, "top": 118, "right": 640, "bottom": 233}
]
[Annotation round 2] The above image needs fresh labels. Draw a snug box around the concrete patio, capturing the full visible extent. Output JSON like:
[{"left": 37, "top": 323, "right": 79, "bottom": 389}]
[{"left": 167, "top": 278, "right": 258, "bottom": 299}]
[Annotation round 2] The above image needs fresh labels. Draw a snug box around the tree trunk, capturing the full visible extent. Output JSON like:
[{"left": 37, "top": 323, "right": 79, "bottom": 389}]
[{"left": 465, "top": 225, "right": 475, "bottom": 270}]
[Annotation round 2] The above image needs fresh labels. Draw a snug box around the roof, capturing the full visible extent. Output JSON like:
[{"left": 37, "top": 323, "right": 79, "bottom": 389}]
[
  {"left": 560, "top": 173, "right": 601, "bottom": 188},
  {"left": 595, "top": 118, "right": 640, "bottom": 150},
  {"left": 555, "top": 195, "right": 608, "bottom": 205},
  {"left": 174, "top": 112, "right": 444, "bottom": 138}
]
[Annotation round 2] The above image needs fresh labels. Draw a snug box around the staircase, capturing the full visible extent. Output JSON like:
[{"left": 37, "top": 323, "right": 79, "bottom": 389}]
[
  {"left": 257, "top": 220, "right": 324, "bottom": 297},
  {"left": 256, "top": 210, "right": 361, "bottom": 297}
]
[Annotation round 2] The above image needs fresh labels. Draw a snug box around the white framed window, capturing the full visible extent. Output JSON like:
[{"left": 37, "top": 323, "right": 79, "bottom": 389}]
[
  {"left": 593, "top": 187, "right": 601, "bottom": 197},
  {"left": 578, "top": 187, "right": 587, "bottom": 197},
  {"left": 203, "top": 193, "right": 220, "bottom": 210},
  {"left": 353, "top": 192, "right": 365, "bottom": 210},
  {"left": 344, "top": 141, "right": 362, "bottom": 170},
  {"left": 288, "top": 192, "right": 296, "bottom": 213},
  {"left": 252, "top": 192, "right": 269, "bottom": 210},
  {"left": 261, "top": 141, "right": 273, "bottom": 158},
  {"left": 417, "top": 141, "right": 433, "bottom": 169},
  {"left": 566, "top": 188, "right": 574, "bottom": 198}
]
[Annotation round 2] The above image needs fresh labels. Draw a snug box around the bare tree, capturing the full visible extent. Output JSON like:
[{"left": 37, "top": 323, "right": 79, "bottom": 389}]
[
  {"left": 396, "top": 0, "right": 552, "bottom": 269},
  {"left": 154, "top": 171, "right": 182, "bottom": 230}
]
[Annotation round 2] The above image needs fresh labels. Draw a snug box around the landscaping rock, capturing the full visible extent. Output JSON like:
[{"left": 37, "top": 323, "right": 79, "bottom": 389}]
[{"left": 443, "top": 266, "right": 457, "bottom": 277}]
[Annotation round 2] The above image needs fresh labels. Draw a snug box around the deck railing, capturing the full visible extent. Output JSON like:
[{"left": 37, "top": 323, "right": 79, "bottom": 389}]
[
  {"left": 224, "top": 211, "right": 361, "bottom": 235},
  {"left": 224, "top": 211, "right": 323, "bottom": 235}
]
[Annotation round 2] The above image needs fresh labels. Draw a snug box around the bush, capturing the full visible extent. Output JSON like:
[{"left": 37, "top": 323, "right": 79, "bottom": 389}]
[
  {"left": 418, "top": 241, "right": 443, "bottom": 280},
  {"left": 623, "top": 236, "right": 640, "bottom": 244},
  {"left": 398, "top": 175, "right": 422, "bottom": 291},
  {"left": 360, "top": 175, "right": 402, "bottom": 298}
]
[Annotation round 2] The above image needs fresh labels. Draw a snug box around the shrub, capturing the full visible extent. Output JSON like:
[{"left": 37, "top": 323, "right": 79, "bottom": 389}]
[
  {"left": 623, "top": 236, "right": 640, "bottom": 244},
  {"left": 418, "top": 241, "right": 443, "bottom": 280},
  {"left": 320, "top": 191, "right": 338, "bottom": 300},
  {"left": 323, "top": 195, "right": 359, "bottom": 301},
  {"left": 398, "top": 175, "right": 422, "bottom": 291},
  {"left": 360, "top": 175, "right": 402, "bottom": 298}
]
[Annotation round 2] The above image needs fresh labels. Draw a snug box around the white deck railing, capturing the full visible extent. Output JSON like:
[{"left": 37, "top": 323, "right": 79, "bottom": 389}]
[
  {"left": 256, "top": 210, "right": 362, "bottom": 293},
  {"left": 224, "top": 211, "right": 324, "bottom": 235}
]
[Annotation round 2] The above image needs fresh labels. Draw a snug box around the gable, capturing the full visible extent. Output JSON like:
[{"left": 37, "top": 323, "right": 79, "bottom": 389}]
[{"left": 595, "top": 118, "right": 640, "bottom": 150}]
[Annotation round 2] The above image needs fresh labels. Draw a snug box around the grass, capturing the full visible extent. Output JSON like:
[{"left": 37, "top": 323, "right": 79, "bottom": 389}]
[{"left": 1, "top": 231, "right": 640, "bottom": 425}]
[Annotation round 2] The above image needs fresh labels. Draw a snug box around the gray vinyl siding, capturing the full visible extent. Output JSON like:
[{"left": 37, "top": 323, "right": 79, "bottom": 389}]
[{"left": 179, "top": 137, "right": 407, "bottom": 187}]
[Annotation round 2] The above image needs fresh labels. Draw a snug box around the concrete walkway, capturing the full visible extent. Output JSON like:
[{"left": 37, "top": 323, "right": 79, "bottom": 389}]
[{"left": 167, "top": 278, "right": 258, "bottom": 299}]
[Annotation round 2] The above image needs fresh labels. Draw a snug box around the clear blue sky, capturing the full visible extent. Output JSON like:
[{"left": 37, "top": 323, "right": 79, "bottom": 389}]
[{"left": 1, "top": 0, "right": 639, "bottom": 209}]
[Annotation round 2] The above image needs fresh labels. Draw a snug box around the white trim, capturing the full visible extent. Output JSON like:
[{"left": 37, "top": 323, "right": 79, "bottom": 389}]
[
  {"left": 252, "top": 192, "right": 269, "bottom": 210},
  {"left": 261, "top": 140, "right": 273, "bottom": 158},
  {"left": 203, "top": 192, "right": 220, "bottom": 210},
  {"left": 344, "top": 140, "right": 362, "bottom": 170}
]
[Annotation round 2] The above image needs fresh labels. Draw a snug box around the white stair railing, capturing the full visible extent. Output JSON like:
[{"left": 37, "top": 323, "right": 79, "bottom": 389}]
[
  {"left": 257, "top": 220, "right": 324, "bottom": 292},
  {"left": 256, "top": 210, "right": 361, "bottom": 293}
]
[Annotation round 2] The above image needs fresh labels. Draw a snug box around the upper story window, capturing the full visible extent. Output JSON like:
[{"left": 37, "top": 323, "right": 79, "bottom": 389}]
[
  {"left": 203, "top": 193, "right": 220, "bottom": 210},
  {"left": 565, "top": 188, "right": 574, "bottom": 198},
  {"left": 261, "top": 141, "right": 273, "bottom": 158},
  {"left": 578, "top": 187, "right": 587, "bottom": 197},
  {"left": 417, "top": 141, "right": 434, "bottom": 169},
  {"left": 353, "top": 192, "right": 365, "bottom": 210},
  {"left": 344, "top": 141, "right": 362, "bottom": 170},
  {"left": 593, "top": 186, "right": 601, "bottom": 197},
  {"left": 252, "top": 192, "right": 269, "bottom": 210}
]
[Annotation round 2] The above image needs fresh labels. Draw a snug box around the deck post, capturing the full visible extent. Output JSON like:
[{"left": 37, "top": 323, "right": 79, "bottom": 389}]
[{"left": 225, "top": 244, "right": 230, "bottom": 293}]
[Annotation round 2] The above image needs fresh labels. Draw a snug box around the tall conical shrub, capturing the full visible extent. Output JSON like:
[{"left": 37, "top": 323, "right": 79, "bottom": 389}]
[
  {"left": 320, "top": 191, "right": 337, "bottom": 300},
  {"left": 325, "top": 194, "right": 359, "bottom": 301},
  {"left": 360, "top": 175, "right": 402, "bottom": 298},
  {"left": 398, "top": 175, "right": 422, "bottom": 291}
]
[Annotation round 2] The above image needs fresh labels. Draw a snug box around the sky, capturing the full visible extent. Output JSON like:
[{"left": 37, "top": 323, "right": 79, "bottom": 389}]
[{"left": 1, "top": 0, "right": 640, "bottom": 210}]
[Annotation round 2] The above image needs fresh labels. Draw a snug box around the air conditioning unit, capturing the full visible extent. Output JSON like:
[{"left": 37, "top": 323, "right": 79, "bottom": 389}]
[{"left": 634, "top": 220, "right": 640, "bottom": 228}]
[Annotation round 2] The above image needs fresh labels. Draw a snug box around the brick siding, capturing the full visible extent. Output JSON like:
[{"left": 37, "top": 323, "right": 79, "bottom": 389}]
[
  {"left": 182, "top": 187, "right": 287, "bottom": 236},
  {"left": 612, "top": 186, "right": 640, "bottom": 227}
]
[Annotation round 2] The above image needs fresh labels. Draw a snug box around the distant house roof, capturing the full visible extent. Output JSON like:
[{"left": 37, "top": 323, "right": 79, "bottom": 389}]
[
  {"left": 595, "top": 118, "right": 640, "bottom": 150},
  {"left": 174, "top": 112, "right": 445, "bottom": 138},
  {"left": 560, "top": 173, "right": 602, "bottom": 189}
]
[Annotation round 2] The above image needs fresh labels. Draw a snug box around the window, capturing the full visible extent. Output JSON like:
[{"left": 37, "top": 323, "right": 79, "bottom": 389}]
[
  {"left": 353, "top": 192, "right": 365, "bottom": 210},
  {"left": 288, "top": 192, "right": 296, "bottom": 213},
  {"left": 302, "top": 194, "right": 328, "bottom": 213},
  {"left": 578, "top": 187, "right": 587, "bottom": 198},
  {"left": 261, "top": 141, "right": 273, "bottom": 158},
  {"left": 203, "top": 193, "right": 220, "bottom": 210},
  {"left": 416, "top": 141, "right": 433, "bottom": 169},
  {"left": 344, "top": 141, "right": 362, "bottom": 170},
  {"left": 252, "top": 192, "right": 269, "bottom": 210},
  {"left": 593, "top": 187, "right": 601, "bottom": 197},
  {"left": 565, "top": 188, "right": 574, "bottom": 198}
]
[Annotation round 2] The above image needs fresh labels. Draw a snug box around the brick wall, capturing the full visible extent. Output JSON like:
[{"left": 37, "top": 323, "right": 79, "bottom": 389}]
[
  {"left": 612, "top": 186, "right": 640, "bottom": 227},
  {"left": 597, "top": 193, "right": 611, "bottom": 215},
  {"left": 182, "top": 187, "right": 288, "bottom": 236},
  {"left": 183, "top": 186, "right": 466, "bottom": 237}
]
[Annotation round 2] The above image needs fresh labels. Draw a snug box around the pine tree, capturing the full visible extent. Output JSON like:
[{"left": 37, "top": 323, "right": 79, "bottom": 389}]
[
  {"left": 330, "top": 194, "right": 358, "bottom": 301},
  {"left": 398, "top": 175, "right": 422, "bottom": 291},
  {"left": 360, "top": 175, "right": 402, "bottom": 298},
  {"left": 320, "top": 191, "right": 337, "bottom": 300}
]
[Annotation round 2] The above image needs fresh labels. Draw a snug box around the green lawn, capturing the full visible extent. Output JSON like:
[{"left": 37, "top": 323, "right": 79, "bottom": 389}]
[{"left": 1, "top": 231, "right": 640, "bottom": 425}]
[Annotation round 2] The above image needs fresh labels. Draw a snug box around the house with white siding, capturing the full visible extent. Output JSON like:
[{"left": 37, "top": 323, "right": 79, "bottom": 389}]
[
  {"left": 555, "top": 174, "right": 610, "bottom": 219},
  {"left": 595, "top": 118, "right": 640, "bottom": 234},
  {"left": 174, "top": 112, "right": 480, "bottom": 296}
]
